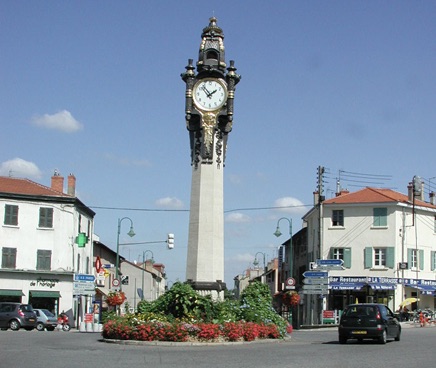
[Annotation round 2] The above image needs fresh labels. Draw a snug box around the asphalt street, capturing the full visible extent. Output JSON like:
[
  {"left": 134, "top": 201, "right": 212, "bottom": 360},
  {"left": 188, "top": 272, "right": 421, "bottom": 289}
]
[{"left": 0, "top": 323, "right": 434, "bottom": 368}]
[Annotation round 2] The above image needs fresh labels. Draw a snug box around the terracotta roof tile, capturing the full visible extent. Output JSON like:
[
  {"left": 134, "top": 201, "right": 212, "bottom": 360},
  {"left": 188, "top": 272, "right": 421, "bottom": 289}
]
[
  {"left": 0, "top": 176, "right": 70, "bottom": 197},
  {"left": 323, "top": 187, "right": 436, "bottom": 209}
]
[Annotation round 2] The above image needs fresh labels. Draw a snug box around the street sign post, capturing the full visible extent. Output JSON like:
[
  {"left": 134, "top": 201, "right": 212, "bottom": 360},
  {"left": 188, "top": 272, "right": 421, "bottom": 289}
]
[
  {"left": 303, "top": 278, "right": 329, "bottom": 285},
  {"left": 303, "top": 271, "right": 328, "bottom": 278}
]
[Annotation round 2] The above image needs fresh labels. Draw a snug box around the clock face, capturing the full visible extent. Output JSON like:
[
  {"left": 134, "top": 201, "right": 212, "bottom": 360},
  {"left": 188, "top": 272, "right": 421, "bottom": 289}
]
[{"left": 193, "top": 79, "right": 227, "bottom": 111}]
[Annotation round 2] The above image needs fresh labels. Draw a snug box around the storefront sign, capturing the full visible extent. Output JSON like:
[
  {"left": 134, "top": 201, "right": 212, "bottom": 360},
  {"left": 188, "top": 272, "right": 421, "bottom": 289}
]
[{"left": 29, "top": 278, "right": 59, "bottom": 288}]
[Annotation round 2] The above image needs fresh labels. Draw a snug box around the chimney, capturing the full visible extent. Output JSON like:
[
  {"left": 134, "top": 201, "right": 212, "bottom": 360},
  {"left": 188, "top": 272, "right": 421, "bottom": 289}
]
[
  {"left": 51, "top": 170, "right": 64, "bottom": 193},
  {"left": 313, "top": 191, "right": 319, "bottom": 205},
  {"left": 430, "top": 192, "right": 436, "bottom": 206},
  {"left": 67, "top": 174, "right": 76, "bottom": 197},
  {"left": 407, "top": 182, "right": 413, "bottom": 202}
]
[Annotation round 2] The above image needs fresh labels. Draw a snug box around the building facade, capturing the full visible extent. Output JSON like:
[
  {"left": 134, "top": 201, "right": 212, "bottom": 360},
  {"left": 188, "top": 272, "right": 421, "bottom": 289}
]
[
  {"left": 301, "top": 185, "right": 436, "bottom": 325},
  {"left": 0, "top": 173, "right": 95, "bottom": 327}
]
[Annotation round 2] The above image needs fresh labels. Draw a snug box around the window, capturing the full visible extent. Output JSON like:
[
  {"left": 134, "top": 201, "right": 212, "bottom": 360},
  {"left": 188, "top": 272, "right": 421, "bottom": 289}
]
[
  {"left": 373, "top": 208, "right": 387, "bottom": 227},
  {"left": 374, "top": 248, "right": 386, "bottom": 266},
  {"left": 365, "top": 247, "right": 395, "bottom": 269},
  {"left": 36, "top": 250, "right": 51, "bottom": 270},
  {"left": 332, "top": 248, "right": 344, "bottom": 260},
  {"left": 39, "top": 207, "right": 53, "bottom": 228},
  {"left": 407, "top": 248, "right": 424, "bottom": 270},
  {"left": 332, "top": 210, "right": 344, "bottom": 226},
  {"left": 330, "top": 247, "right": 352, "bottom": 268},
  {"left": 410, "top": 249, "right": 417, "bottom": 269},
  {"left": 2, "top": 247, "right": 17, "bottom": 269},
  {"left": 4, "top": 205, "right": 18, "bottom": 226}
]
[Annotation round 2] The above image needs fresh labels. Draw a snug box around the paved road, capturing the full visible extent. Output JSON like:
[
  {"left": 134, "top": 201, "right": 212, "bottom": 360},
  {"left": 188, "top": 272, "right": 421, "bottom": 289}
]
[{"left": 0, "top": 323, "right": 435, "bottom": 368}]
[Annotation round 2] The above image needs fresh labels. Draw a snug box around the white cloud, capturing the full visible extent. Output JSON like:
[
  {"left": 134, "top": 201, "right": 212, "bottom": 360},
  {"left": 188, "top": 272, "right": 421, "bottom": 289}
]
[
  {"left": 155, "top": 197, "right": 184, "bottom": 209},
  {"left": 31, "top": 110, "right": 83, "bottom": 133},
  {"left": 0, "top": 158, "right": 42, "bottom": 179},
  {"left": 273, "top": 196, "right": 306, "bottom": 214},
  {"left": 225, "top": 212, "right": 251, "bottom": 223}
]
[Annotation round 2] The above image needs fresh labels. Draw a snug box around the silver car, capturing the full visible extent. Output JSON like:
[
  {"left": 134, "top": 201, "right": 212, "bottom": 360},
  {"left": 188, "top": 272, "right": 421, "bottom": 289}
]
[{"left": 34, "top": 309, "right": 58, "bottom": 331}]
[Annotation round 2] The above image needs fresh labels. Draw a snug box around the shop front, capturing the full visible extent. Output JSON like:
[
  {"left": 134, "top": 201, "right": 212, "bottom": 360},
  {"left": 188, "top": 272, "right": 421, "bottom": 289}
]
[{"left": 328, "top": 276, "right": 436, "bottom": 312}]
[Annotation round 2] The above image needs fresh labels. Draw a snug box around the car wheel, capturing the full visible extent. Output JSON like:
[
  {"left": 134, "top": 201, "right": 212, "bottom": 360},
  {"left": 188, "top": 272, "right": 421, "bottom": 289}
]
[
  {"left": 339, "top": 336, "right": 347, "bottom": 344},
  {"left": 36, "top": 322, "right": 45, "bottom": 331},
  {"left": 9, "top": 320, "right": 20, "bottom": 331},
  {"left": 395, "top": 330, "right": 401, "bottom": 341},
  {"left": 379, "top": 330, "right": 387, "bottom": 344}
]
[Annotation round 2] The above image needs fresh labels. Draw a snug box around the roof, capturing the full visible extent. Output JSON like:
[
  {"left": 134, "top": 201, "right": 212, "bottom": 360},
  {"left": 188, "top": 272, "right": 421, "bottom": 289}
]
[
  {"left": 0, "top": 176, "right": 70, "bottom": 197},
  {"left": 323, "top": 187, "right": 436, "bottom": 210}
]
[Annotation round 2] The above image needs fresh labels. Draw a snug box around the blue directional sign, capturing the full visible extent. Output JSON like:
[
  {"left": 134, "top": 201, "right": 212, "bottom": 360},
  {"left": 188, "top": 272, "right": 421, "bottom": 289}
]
[
  {"left": 303, "top": 271, "right": 328, "bottom": 278},
  {"left": 316, "top": 259, "right": 344, "bottom": 266},
  {"left": 74, "top": 274, "right": 95, "bottom": 282}
]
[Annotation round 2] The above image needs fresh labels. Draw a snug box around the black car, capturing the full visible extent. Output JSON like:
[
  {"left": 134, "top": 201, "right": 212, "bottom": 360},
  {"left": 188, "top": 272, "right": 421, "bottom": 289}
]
[
  {"left": 0, "top": 302, "right": 37, "bottom": 331},
  {"left": 338, "top": 303, "right": 401, "bottom": 344}
]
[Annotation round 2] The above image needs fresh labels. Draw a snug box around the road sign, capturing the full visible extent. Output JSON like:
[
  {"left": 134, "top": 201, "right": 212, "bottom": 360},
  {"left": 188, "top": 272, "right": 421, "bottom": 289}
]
[
  {"left": 303, "top": 271, "right": 328, "bottom": 278},
  {"left": 112, "top": 278, "right": 120, "bottom": 287},
  {"left": 302, "top": 284, "right": 329, "bottom": 291},
  {"left": 102, "top": 264, "right": 114, "bottom": 269},
  {"left": 74, "top": 274, "right": 95, "bottom": 282},
  {"left": 316, "top": 259, "right": 343, "bottom": 266},
  {"left": 301, "top": 289, "right": 328, "bottom": 295},
  {"left": 303, "top": 278, "right": 329, "bottom": 285},
  {"left": 285, "top": 277, "right": 296, "bottom": 287},
  {"left": 95, "top": 256, "right": 102, "bottom": 273}
]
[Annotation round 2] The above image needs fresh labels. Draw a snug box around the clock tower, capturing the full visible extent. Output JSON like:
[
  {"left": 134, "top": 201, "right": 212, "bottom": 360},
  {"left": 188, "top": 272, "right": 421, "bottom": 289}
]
[{"left": 181, "top": 17, "right": 240, "bottom": 298}]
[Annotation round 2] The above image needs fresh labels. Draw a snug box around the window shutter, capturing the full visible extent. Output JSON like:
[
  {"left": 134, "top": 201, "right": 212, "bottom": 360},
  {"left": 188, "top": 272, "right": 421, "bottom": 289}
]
[
  {"left": 343, "top": 248, "right": 351, "bottom": 268},
  {"left": 364, "top": 247, "right": 372, "bottom": 269},
  {"left": 386, "top": 247, "right": 395, "bottom": 268},
  {"left": 329, "top": 248, "right": 334, "bottom": 259},
  {"left": 431, "top": 251, "right": 436, "bottom": 271},
  {"left": 419, "top": 249, "right": 424, "bottom": 270},
  {"left": 407, "top": 248, "right": 413, "bottom": 268}
]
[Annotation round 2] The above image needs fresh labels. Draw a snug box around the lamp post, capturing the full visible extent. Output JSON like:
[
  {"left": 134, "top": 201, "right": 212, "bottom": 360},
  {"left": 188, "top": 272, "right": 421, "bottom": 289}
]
[
  {"left": 141, "top": 250, "right": 155, "bottom": 301},
  {"left": 115, "top": 217, "right": 135, "bottom": 280},
  {"left": 274, "top": 217, "right": 294, "bottom": 327},
  {"left": 253, "top": 252, "right": 267, "bottom": 282},
  {"left": 274, "top": 217, "right": 293, "bottom": 280}
]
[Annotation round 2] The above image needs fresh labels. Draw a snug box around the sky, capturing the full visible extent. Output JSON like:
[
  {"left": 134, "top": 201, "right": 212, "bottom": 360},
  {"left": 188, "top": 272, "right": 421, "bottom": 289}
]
[{"left": 1, "top": 1, "right": 435, "bottom": 288}]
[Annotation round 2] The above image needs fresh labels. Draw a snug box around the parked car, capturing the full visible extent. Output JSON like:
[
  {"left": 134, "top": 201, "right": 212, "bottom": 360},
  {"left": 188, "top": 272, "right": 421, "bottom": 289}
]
[
  {"left": 338, "top": 303, "right": 401, "bottom": 344},
  {"left": 0, "top": 302, "right": 37, "bottom": 331},
  {"left": 34, "top": 308, "right": 58, "bottom": 331}
]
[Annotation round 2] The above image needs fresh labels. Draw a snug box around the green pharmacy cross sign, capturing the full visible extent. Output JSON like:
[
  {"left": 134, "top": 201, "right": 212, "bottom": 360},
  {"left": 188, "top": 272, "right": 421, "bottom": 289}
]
[{"left": 75, "top": 232, "right": 89, "bottom": 248}]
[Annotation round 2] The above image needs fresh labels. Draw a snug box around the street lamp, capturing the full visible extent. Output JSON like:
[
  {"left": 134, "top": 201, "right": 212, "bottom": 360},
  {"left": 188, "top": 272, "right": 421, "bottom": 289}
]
[
  {"left": 116, "top": 217, "right": 135, "bottom": 280},
  {"left": 143, "top": 250, "right": 155, "bottom": 264},
  {"left": 274, "top": 217, "right": 293, "bottom": 279},
  {"left": 253, "top": 252, "right": 267, "bottom": 282},
  {"left": 274, "top": 217, "right": 294, "bottom": 327},
  {"left": 141, "top": 250, "right": 155, "bottom": 301}
]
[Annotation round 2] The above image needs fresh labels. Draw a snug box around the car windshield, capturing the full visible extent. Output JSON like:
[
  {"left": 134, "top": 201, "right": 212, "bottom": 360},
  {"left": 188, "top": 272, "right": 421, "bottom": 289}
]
[{"left": 41, "top": 309, "right": 55, "bottom": 317}]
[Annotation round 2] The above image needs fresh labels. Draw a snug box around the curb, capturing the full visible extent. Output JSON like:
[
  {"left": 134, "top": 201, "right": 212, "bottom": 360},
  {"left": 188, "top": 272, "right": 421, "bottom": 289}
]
[{"left": 100, "top": 335, "right": 292, "bottom": 347}]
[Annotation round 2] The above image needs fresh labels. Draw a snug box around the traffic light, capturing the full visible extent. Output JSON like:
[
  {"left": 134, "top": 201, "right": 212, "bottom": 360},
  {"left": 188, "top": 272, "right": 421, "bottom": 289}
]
[{"left": 167, "top": 233, "right": 174, "bottom": 249}]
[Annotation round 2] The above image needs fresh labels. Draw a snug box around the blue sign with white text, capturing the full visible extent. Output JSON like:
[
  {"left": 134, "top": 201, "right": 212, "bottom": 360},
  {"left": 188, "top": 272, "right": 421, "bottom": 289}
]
[
  {"left": 74, "top": 274, "right": 95, "bottom": 282},
  {"left": 303, "top": 271, "right": 328, "bottom": 278}
]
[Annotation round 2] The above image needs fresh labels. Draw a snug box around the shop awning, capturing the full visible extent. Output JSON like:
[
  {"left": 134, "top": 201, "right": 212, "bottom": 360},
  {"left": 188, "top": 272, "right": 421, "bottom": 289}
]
[
  {"left": 367, "top": 283, "right": 397, "bottom": 290},
  {"left": 30, "top": 290, "right": 61, "bottom": 298},
  {"left": 330, "top": 282, "right": 366, "bottom": 290},
  {"left": 95, "top": 287, "right": 110, "bottom": 296},
  {"left": 416, "top": 285, "right": 436, "bottom": 295},
  {"left": 0, "top": 289, "right": 24, "bottom": 296}
]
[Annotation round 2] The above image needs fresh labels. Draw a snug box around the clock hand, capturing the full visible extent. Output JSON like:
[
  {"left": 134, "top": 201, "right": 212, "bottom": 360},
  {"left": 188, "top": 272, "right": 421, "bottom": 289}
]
[
  {"left": 210, "top": 89, "right": 217, "bottom": 96},
  {"left": 201, "top": 85, "right": 213, "bottom": 98}
]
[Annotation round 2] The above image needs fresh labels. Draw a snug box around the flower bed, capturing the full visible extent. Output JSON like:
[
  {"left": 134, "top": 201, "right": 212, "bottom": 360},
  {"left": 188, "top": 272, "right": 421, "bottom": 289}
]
[{"left": 102, "top": 319, "right": 282, "bottom": 342}]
